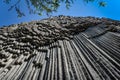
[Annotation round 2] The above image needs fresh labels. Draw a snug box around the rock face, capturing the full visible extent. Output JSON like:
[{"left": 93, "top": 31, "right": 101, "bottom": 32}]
[{"left": 0, "top": 15, "right": 120, "bottom": 80}]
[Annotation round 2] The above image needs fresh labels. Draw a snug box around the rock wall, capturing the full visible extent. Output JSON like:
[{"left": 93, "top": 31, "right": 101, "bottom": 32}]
[{"left": 0, "top": 16, "right": 120, "bottom": 80}]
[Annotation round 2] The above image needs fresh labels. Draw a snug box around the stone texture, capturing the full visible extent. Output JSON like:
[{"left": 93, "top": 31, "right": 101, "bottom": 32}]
[{"left": 0, "top": 15, "right": 120, "bottom": 80}]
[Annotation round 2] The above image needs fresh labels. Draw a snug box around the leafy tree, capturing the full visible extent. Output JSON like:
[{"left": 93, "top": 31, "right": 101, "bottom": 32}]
[{"left": 3, "top": 0, "right": 106, "bottom": 17}]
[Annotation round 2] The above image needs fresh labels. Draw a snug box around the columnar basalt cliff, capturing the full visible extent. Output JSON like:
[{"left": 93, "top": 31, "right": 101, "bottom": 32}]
[{"left": 0, "top": 16, "right": 120, "bottom": 80}]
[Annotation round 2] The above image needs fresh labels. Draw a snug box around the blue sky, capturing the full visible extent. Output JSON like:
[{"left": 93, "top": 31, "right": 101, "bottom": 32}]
[{"left": 0, "top": 0, "right": 120, "bottom": 27}]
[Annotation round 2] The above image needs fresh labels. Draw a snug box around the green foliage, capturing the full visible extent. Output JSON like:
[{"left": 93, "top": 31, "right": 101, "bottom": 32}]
[
  {"left": 3, "top": 0, "right": 106, "bottom": 17},
  {"left": 99, "top": 1, "right": 106, "bottom": 7},
  {"left": 3, "top": 0, "right": 11, "bottom": 4}
]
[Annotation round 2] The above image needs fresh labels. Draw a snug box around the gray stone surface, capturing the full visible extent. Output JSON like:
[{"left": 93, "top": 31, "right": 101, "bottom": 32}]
[{"left": 0, "top": 16, "right": 120, "bottom": 80}]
